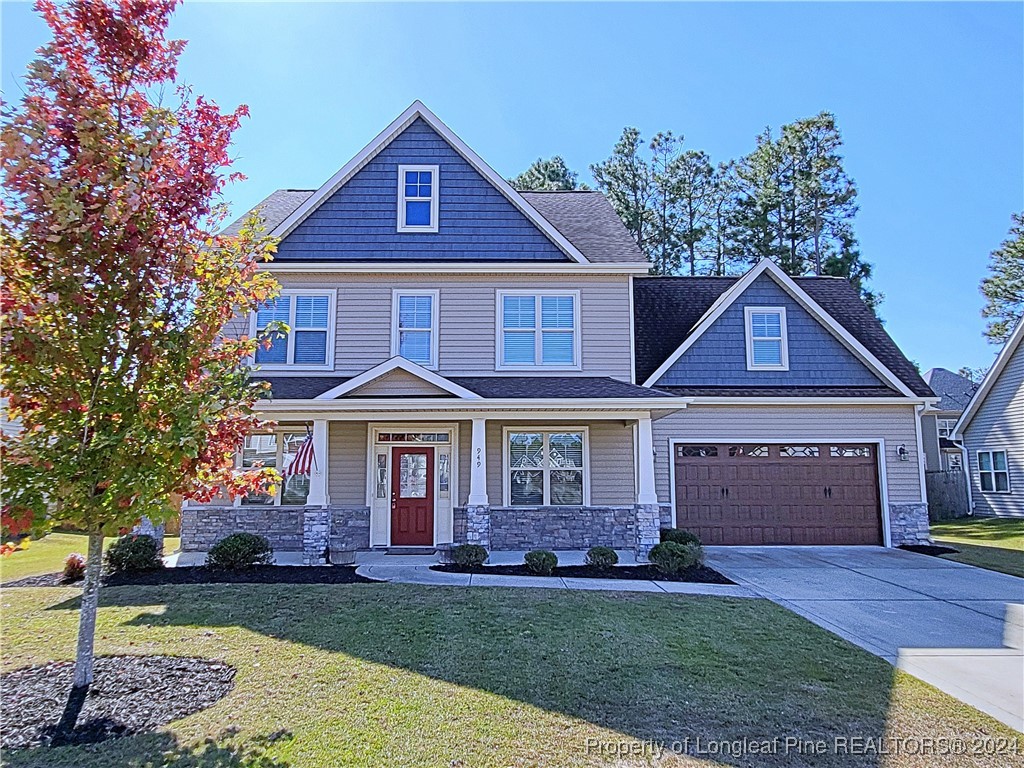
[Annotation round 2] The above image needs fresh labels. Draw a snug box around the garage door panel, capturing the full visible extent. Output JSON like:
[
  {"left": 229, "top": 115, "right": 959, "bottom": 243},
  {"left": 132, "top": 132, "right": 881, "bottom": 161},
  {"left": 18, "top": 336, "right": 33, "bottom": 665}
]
[{"left": 673, "top": 442, "right": 882, "bottom": 546}]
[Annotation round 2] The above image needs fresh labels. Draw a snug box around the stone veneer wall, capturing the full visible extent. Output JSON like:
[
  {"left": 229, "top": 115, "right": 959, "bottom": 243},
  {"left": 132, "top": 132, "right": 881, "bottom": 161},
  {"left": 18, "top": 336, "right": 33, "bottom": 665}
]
[
  {"left": 181, "top": 508, "right": 304, "bottom": 552},
  {"left": 181, "top": 505, "right": 372, "bottom": 561},
  {"left": 888, "top": 502, "right": 931, "bottom": 545},
  {"left": 480, "top": 506, "right": 637, "bottom": 551}
]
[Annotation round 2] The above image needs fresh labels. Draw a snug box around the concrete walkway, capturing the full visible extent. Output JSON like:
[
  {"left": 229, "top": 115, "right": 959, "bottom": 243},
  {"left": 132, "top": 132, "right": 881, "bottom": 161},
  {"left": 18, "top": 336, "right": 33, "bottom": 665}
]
[
  {"left": 704, "top": 546, "right": 1024, "bottom": 732},
  {"left": 355, "top": 551, "right": 755, "bottom": 597}
]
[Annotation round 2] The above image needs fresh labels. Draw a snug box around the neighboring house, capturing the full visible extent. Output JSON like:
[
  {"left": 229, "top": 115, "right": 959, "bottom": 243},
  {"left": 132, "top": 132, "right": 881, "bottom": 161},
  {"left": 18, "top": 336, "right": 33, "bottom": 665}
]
[
  {"left": 181, "top": 102, "right": 938, "bottom": 562},
  {"left": 954, "top": 320, "right": 1024, "bottom": 518},
  {"left": 921, "top": 368, "right": 979, "bottom": 471}
]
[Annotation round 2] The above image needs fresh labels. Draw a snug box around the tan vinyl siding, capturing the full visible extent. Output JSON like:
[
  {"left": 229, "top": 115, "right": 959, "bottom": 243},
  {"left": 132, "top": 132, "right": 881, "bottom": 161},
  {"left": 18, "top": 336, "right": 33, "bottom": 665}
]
[
  {"left": 651, "top": 404, "right": 924, "bottom": 504},
  {"left": 265, "top": 272, "right": 633, "bottom": 379},
  {"left": 348, "top": 369, "right": 450, "bottom": 397},
  {"left": 328, "top": 421, "right": 368, "bottom": 505},
  {"left": 963, "top": 342, "right": 1023, "bottom": 516},
  {"left": 485, "top": 420, "right": 635, "bottom": 506}
]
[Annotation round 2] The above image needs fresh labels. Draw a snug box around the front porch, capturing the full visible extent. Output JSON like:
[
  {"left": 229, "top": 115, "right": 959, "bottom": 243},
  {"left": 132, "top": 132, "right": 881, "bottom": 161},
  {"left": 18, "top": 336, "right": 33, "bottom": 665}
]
[{"left": 182, "top": 409, "right": 670, "bottom": 563}]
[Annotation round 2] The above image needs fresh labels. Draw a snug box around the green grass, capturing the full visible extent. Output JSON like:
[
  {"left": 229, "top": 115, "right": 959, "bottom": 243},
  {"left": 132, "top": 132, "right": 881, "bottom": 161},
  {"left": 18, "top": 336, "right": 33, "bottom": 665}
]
[
  {"left": 0, "top": 532, "right": 181, "bottom": 584},
  {"left": 2, "top": 584, "right": 1019, "bottom": 768},
  {"left": 932, "top": 517, "right": 1024, "bottom": 577}
]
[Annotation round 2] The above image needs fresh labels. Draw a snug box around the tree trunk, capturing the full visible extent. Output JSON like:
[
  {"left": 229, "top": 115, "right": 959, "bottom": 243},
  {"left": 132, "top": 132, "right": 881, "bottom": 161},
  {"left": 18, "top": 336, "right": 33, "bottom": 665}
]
[{"left": 72, "top": 530, "right": 104, "bottom": 689}]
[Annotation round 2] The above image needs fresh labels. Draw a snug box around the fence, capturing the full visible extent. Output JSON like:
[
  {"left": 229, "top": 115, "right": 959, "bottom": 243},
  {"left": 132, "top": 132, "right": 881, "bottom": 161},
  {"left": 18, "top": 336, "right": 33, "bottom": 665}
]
[{"left": 925, "top": 469, "right": 970, "bottom": 520}]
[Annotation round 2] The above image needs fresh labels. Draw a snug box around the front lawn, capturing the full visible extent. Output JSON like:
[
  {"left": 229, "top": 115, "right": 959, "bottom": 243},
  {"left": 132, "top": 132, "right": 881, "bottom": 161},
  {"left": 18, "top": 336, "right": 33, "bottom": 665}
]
[
  {"left": 2, "top": 583, "right": 1019, "bottom": 767},
  {"left": 932, "top": 517, "right": 1024, "bottom": 578},
  {"left": 0, "top": 532, "right": 181, "bottom": 584}
]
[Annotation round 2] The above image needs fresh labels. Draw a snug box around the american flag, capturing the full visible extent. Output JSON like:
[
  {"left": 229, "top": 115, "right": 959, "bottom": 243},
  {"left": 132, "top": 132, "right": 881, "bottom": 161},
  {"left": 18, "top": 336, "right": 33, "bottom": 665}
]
[{"left": 284, "top": 430, "right": 317, "bottom": 477}]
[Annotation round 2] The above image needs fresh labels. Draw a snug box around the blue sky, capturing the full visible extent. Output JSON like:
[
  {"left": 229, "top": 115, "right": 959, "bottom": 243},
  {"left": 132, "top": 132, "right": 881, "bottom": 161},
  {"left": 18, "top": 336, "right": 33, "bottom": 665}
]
[{"left": 3, "top": 2, "right": 1022, "bottom": 372}]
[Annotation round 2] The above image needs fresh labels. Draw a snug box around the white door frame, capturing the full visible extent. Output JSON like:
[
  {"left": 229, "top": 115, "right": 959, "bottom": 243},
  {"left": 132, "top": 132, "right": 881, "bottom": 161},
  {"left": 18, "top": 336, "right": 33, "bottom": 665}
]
[{"left": 365, "top": 422, "right": 459, "bottom": 547}]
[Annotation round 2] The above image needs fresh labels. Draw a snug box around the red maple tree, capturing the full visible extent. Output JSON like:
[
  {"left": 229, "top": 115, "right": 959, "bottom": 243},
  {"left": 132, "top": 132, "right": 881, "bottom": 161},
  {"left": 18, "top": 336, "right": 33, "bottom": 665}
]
[{"left": 2, "top": 0, "right": 281, "bottom": 690}]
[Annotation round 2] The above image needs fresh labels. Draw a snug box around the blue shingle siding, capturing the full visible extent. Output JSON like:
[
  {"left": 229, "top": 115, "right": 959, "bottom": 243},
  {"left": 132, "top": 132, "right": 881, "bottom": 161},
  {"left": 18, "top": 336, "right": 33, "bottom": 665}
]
[
  {"left": 654, "top": 275, "right": 885, "bottom": 387},
  {"left": 275, "top": 119, "right": 569, "bottom": 262}
]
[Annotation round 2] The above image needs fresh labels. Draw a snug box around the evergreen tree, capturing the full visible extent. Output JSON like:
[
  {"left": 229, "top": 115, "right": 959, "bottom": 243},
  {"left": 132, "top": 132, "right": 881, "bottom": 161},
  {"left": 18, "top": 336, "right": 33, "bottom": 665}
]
[
  {"left": 510, "top": 156, "right": 582, "bottom": 191},
  {"left": 980, "top": 212, "right": 1024, "bottom": 343},
  {"left": 648, "top": 132, "right": 683, "bottom": 275},
  {"left": 675, "top": 149, "right": 716, "bottom": 276},
  {"left": 591, "top": 128, "right": 656, "bottom": 265}
]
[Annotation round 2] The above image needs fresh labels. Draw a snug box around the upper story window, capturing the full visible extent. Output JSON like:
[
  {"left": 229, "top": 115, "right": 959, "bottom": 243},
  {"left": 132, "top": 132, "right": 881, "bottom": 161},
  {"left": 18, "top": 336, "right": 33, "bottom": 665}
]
[
  {"left": 938, "top": 419, "right": 957, "bottom": 438},
  {"left": 391, "top": 290, "right": 439, "bottom": 368},
  {"left": 978, "top": 450, "right": 1010, "bottom": 493},
  {"left": 397, "top": 164, "right": 439, "bottom": 233},
  {"left": 252, "top": 290, "right": 334, "bottom": 370},
  {"left": 745, "top": 306, "right": 789, "bottom": 371},
  {"left": 497, "top": 290, "right": 580, "bottom": 370}
]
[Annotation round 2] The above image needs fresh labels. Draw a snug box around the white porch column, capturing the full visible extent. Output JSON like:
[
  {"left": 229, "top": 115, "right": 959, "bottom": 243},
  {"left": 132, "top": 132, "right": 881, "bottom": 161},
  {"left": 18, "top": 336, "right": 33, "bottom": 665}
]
[
  {"left": 306, "top": 419, "right": 330, "bottom": 507},
  {"left": 636, "top": 415, "right": 658, "bottom": 505},
  {"left": 468, "top": 417, "right": 489, "bottom": 506}
]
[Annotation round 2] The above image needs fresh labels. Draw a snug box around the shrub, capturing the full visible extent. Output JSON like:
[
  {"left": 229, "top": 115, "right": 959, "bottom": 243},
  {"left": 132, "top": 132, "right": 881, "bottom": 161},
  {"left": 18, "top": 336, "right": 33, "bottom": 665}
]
[
  {"left": 207, "top": 532, "right": 273, "bottom": 570},
  {"left": 105, "top": 534, "right": 164, "bottom": 573},
  {"left": 63, "top": 553, "right": 86, "bottom": 582},
  {"left": 660, "top": 528, "right": 702, "bottom": 546},
  {"left": 648, "top": 541, "right": 703, "bottom": 576},
  {"left": 585, "top": 546, "right": 618, "bottom": 570},
  {"left": 524, "top": 549, "right": 558, "bottom": 576},
  {"left": 450, "top": 544, "right": 488, "bottom": 568}
]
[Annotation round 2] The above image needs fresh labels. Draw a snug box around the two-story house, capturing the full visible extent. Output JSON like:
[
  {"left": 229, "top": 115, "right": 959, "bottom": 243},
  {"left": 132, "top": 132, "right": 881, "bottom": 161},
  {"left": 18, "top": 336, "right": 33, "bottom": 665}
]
[
  {"left": 921, "top": 368, "right": 979, "bottom": 471},
  {"left": 181, "top": 102, "right": 938, "bottom": 562}
]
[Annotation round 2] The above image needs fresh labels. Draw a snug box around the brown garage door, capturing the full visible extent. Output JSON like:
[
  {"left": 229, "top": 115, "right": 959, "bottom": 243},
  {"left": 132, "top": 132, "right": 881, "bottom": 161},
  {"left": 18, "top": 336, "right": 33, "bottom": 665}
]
[{"left": 673, "top": 443, "right": 882, "bottom": 545}]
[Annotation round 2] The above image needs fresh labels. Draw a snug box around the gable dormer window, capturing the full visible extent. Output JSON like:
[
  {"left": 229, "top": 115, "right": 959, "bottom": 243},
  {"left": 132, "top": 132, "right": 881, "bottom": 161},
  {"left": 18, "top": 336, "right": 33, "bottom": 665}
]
[
  {"left": 397, "top": 164, "right": 439, "bottom": 233},
  {"left": 745, "top": 306, "right": 788, "bottom": 371}
]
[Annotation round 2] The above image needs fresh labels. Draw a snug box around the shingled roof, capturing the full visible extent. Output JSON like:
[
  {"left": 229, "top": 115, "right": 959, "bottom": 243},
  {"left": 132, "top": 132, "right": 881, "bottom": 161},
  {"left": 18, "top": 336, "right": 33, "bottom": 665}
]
[
  {"left": 922, "top": 368, "right": 978, "bottom": 412},
  {"left": 253, "top": 376, "right": 675, "bottom": 400},
  {"left": 519, "top": 191, "right": 647, "bottom": 264},
  {"left": 633, "top": 276, "right": 934, "bottom": 397},
  {"left": 222, "top": 189, "right": 314, "bottom": 237}
]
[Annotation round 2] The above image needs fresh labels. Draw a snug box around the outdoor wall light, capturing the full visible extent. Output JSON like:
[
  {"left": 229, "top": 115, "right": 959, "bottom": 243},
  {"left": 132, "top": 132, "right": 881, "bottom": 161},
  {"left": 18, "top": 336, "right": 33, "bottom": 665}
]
[{"left": 897, "top": 444, "right": 910, "bottom": 461}]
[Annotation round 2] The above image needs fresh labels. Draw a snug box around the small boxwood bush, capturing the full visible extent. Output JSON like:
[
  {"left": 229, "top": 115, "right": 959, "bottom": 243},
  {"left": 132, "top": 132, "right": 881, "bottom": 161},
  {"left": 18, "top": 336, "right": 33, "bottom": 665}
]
[
  {"left": 207, "top": 532, "right": 273, "bottom": 570},
  {"left": 63, "top": 553, "right": 86, "bottom": 582},
  {"left": 450, "top": 544, "right": 488, "bottom": 568},
  {"left": 524, "top": 549, "right": 558, "bottom": 576},
  {"left": 585, "top": 546, "right": 618, "bottom": 570},
  {"left": 660, "top": 528, "right": 702, "bottom": 546},
  {"left": 105, "top": 534, "right": 164, "bottom": 573},
  {"left": 648, "top": 541, "right": 703, "bottom": 576}
]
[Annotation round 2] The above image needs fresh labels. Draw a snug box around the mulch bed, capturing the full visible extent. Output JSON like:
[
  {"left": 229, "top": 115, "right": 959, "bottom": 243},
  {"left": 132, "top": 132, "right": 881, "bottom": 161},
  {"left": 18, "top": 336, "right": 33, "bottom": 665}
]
[
  {"left": 1, "top": 655, "right": 235, "bottom": 750},
  {"left": 432, "top": 563, "right": 734, "bottom": 584},
  {"left": 3, "top": 573, "right": 83, "bottom": 588},
  {"left": 899, "top": 544, "right": 960, "bottom": 557},
  {"left": 5, "top": 565, "right": 378, "bottom": 588}
]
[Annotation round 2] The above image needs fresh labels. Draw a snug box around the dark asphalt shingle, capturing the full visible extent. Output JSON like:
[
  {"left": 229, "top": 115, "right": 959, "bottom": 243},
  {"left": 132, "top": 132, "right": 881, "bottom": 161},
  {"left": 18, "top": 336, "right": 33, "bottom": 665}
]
[
  {"left": 654, "top": 386, "right": 904, "bottom": 398},
  {"left": 922, "top": 368, "right": 978, "bottom": 412},
  {"left": 253, "top": 376, "right": 674, "bottom": 401},
  {"left": 519, "top": 191, "right": 648, "bottom": 264}
]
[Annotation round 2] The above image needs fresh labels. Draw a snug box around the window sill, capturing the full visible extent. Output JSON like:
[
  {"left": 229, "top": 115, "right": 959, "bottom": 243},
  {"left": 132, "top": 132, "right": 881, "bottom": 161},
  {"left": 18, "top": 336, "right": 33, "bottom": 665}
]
[
  {"left": 396, "top": 225, "right": 439, "bottom": 234},
  {"left": 253, "top": 365, "right": 335, "bottom": 372},
  {"left": 745, "top": 364, "right": 790, "bottom": 372}
]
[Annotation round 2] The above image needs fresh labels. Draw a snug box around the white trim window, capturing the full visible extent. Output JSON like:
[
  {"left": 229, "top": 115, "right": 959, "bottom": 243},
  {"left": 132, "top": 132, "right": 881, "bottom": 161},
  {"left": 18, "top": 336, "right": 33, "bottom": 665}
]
[
  {"left": 937, "top": 419, "right": 957, "bottom": 438},
  {"left": 745, "top": 306, "right": 789, "bottom": 370},
  {"left": 505, "top": 428, "right": 588, "bottom": 506},
  {"left": 391, "top": 290, "right": 439, "bottom": 368},
  {"left": 252, "top": 290, "right": 335, "bottom": 369},
  {"left": 240, "top": 432, "right": 311, "bottom": 506},
  {"left": 497, "top": 290, "right": 580, "bottom": 370},
  {"left": 397, "top": 164, "right": 439, "bottom": 233},
  {"left": 978, "top": 450, "right": 1010, "bottom": 493}
]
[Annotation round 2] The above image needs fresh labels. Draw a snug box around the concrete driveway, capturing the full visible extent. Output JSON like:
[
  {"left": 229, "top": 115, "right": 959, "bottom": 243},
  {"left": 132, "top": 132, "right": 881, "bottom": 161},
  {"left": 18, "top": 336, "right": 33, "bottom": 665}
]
[{"left": 705, "top": 546, "right": 1024, "bottom": 732}]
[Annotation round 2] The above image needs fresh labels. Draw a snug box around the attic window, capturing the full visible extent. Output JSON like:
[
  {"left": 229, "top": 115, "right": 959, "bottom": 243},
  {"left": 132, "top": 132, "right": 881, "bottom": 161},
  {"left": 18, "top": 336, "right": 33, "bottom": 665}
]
[
  {"left": 397, "top": 165, "right": 439, "bottom": 233},
  {"left": 745, "top": 306, "right": 789, "bottom": 371}
]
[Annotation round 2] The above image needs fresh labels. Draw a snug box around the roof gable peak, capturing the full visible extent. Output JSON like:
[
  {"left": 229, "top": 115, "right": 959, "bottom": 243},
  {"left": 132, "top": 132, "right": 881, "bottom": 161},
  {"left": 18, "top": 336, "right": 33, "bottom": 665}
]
[{"left": 270, "top": 101, "right": 589, "bottom": 264}]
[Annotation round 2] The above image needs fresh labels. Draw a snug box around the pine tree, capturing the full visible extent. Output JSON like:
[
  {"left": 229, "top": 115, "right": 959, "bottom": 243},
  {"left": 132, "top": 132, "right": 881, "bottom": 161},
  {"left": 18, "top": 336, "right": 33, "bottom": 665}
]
[
  {"left": 675, "top": 149, "right": 716, "bottom": 276},
  {"left": 510, "top": 156, "right": 582, "bottom": 191},
  {"left": 591, "top": 128, "right": 656, "bottom": 266},
  {"left": 980, "top": 212, "right": 1024, "bottom": 343}
]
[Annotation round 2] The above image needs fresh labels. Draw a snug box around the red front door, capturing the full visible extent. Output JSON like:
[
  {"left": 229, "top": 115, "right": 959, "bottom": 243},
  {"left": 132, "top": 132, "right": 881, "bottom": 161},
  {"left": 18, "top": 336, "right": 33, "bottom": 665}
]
[{"left": 391, "top": 446, "right": 434, "bottom": 546}]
